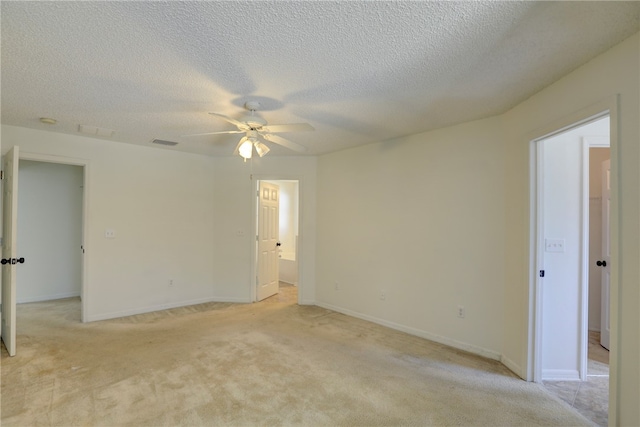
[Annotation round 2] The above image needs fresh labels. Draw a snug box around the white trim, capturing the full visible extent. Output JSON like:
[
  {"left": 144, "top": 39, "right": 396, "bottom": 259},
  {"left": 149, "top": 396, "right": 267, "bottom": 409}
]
[
  {"left": 542, "top": 369, "right": 581, "bottom": 381},
  {"left": 532, "top": 139, "right": 545, "bottom": 383},
  {"left": 18, "top": 151, "right": 91, "bottom": 323},
  {"left": 84, "top": 296, "right": 250, "bottom": 322},
  {"left": 316, "top": 301, "right": 502, "bottom": 361},
  {"left": 584, "top": 136, "right": 610, "bottom": 148},
  {"left": 579, "top": 138, "right": 590, "bottom": 381}
]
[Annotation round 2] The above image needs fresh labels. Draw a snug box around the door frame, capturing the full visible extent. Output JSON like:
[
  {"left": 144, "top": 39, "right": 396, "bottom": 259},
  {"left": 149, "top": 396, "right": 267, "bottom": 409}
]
[
  {"left": 250, "top": 175, "right": 303, "bottom": 304},
  {"left": 18, "top": 152, "right": 90, "bottom": 322},
  {"left": 527, "top": 96, "right": 618, "bottom": 393}
]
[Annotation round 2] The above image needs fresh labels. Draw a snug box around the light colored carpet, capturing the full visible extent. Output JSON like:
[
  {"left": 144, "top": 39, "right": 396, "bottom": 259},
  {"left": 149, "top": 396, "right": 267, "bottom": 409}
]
[
  {"left": 542, "top": 331, "right": 609, "bottom": 427},
  {"left": 2, "top": 286, "right": 594, "bottom": 426}
]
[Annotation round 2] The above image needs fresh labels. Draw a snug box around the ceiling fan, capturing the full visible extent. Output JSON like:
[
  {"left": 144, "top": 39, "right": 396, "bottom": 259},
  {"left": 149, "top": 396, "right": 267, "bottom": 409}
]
[{"left": 185, "top": 101, "right": 314, "bottom": 160}]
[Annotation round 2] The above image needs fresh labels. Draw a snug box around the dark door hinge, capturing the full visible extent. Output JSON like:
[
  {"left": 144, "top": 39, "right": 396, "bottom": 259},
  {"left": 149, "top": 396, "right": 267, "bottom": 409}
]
[{"left": 539, "top": 270, "right": 545, "bottom": 278}]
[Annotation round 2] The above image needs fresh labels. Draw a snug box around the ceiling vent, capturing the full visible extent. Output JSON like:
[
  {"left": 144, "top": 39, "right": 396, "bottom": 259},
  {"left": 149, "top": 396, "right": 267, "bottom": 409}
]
[
  {"left": 152, "top": 139, "right": 179, "bottom": 146},
  {"left": 78, "top": 124, "right": 115, "bottom": 138}
]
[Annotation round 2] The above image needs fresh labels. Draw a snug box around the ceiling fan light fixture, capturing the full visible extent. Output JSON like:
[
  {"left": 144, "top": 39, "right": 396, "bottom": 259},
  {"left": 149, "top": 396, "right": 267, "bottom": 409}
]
[
  {"left": 239, "top": 139, "right": 253, "bottom": 160},
  {"left": 254, "top": 141, "right": 270, "bottom": 157}
]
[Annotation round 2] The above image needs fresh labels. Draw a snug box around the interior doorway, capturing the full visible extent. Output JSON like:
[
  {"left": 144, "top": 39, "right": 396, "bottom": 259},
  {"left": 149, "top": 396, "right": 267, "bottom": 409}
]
[
  {"left": 254, "top": 178, "right": 300, "bottom": 304},
  {"left": 1, "top": 150, "right": 89, "bottom": 356},
  {"left": 531, "top": 114, "right": 611, "bottom": 425},
  {"left": 17, "top": 160, "right": 83, "bottom": 306},
  {"left": 17, "top": 152, "right": 89, "bottom": 322}
]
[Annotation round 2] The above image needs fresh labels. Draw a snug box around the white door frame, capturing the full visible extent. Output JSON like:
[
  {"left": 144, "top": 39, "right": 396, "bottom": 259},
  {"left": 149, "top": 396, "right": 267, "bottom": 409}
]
[
  {"left": 18, "top": 152, "right": 90, "bottom": 322},
  {"left": 527, "top": 96, "right": 618, "bottom": 388},
  {"left": 250, "top": 174, "right": 303, "bottom": 304}
]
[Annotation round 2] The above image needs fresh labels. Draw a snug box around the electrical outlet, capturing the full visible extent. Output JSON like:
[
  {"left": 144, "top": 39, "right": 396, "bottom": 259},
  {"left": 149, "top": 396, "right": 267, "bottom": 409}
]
[
  {"left": 457, "top": 305, "right": 465, "bottom": 318},
  {"left": 168, "top": 279, "right": 174, "bottom": 288},
  {"left": 334, "top": 281, "right": 340, "bottom": 291},
  {"left": 380, "top": 291, "right": 386, "bottom": 301},
  {"left": 105, "top": 229, "right": 116, "bottom": 239}
]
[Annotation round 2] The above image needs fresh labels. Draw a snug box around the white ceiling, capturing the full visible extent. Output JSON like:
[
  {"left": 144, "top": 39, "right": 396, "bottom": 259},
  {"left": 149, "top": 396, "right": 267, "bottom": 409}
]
[{"left": 2, "top": 1, "right": 639, "bottom": 157}]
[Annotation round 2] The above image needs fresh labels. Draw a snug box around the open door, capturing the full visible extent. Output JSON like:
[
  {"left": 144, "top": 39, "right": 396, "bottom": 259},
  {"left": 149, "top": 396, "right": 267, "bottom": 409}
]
[
  {"left": 2, "top": 146, "right": 20, "bottom": 356},
  {"left": 256, "top": 181, "right": 279, "bottom": 301},
  {"left": 599, "top": 159, "right": 611, "bottom": 350}
]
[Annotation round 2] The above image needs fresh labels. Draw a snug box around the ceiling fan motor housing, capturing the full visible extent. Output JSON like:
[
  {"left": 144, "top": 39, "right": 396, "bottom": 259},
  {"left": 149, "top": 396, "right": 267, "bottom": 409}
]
[{"left": 243, "top": 115, "right": 267, "bottom": 129}]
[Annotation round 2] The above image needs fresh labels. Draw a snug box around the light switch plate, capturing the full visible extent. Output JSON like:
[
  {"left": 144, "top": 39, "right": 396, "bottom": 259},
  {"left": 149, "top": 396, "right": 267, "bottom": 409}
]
[{"left": 545, "top": 238, "right": 565, "bottom": 253}]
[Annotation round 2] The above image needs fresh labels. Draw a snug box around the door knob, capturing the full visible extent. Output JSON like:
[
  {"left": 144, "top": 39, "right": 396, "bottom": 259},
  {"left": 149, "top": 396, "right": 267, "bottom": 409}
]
[
  {"left": 596, "top": 260, "right": 607, "bottom": 267},
  {"left": 1, "top": 257, "right": 25, "bottom": 265}
]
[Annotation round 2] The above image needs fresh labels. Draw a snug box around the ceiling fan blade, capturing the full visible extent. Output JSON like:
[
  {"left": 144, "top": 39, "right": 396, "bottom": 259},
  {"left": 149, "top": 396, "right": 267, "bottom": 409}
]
[
  {"left": 261, "top": 123, "right": 314, "bottom": 133},
  {"left": 262, "top": 133, "right": 308, "bottom": 153},
  {"left": 233, "top": 137, "right": 248, "bottom": 155},
  {"left": 182, "top": 130, "right": 245, "bottom": 137},
  {"left": 208, "top": 112, "right": 248, "bottom": 129}
]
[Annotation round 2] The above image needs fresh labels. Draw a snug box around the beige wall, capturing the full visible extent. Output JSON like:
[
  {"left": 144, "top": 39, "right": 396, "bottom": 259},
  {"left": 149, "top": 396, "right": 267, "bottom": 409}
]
[{"left": 317, "top": 115, "right": 506, "bottom": 359}]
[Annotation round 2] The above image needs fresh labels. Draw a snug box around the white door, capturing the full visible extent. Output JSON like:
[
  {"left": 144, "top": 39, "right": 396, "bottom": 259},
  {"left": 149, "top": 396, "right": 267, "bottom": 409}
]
[
  {"left": 2, "top": 146, "right": 20, "bottom": 356},
  {"left": 256, "top": 181, "right": 279, "bottom": 301},
  {"left": 599, "top": 159, "right": 611, "bottom": 350}
]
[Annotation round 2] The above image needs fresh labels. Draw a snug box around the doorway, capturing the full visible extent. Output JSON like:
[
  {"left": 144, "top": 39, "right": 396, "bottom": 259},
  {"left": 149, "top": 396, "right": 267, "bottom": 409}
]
[
  {"left": 17, "top": 160, "right": 83, "bottom": 306},
  {"left": 253, "top": 178, "right": 301, "bottom": 304},
  {"left": 1, "top": 150, "right": 89, "bottom": 356},
  {"left": 17, "top": 152, "right": 89, "bottom": 322},
  {"left": 531, "top": 113, "right": 611, "bottom": 425}
]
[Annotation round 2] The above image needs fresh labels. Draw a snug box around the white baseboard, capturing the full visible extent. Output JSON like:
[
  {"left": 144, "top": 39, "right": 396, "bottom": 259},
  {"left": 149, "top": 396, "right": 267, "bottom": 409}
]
[
  {"left": 315, "top": 301, "right": 501, "bottom": 361},
  {"left": 542, "top": 369, "right": 581, "bottom": 381},
  {"left": 18, "top": 292, "right": 80, "bottom": 304},
  {"left": 85, "top": 296, "right": 251, "bottom": 322}
]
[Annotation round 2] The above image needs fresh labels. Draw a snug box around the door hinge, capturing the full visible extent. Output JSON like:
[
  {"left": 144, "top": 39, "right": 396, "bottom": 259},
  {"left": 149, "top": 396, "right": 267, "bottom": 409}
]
[
  {"left": 0, "top": 170, "right": 4, "bottom": 180},
  {"left": 539, "top": 270, "right": 545, "bottom": 278},
  {"left": 256, "top": 235, "right": 259, "bottom": 241}
]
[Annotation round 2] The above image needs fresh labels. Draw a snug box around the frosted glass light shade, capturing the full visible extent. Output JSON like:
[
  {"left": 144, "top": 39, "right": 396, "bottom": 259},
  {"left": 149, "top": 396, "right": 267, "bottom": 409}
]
[
  {"left": 254, "top": 141, "right": 270, "bottom": 157},
  {"left": 239, "top": 140, "right": 253, "bottom": 159}
]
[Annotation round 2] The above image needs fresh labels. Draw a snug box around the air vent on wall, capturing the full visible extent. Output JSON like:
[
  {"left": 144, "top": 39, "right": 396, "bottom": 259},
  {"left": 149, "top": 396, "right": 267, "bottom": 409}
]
[{"left": 152, "top": 139, "right": 179, "bottom": 146}]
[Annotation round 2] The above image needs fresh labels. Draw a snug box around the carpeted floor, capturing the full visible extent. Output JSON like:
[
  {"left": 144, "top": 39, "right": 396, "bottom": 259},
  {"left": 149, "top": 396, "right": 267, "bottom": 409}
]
[
  {"left": 543, "top": 331, "right": 609, "bottom": 426},
  {"left": 1, "top": 284, "right": 594, "bottom": 426}
]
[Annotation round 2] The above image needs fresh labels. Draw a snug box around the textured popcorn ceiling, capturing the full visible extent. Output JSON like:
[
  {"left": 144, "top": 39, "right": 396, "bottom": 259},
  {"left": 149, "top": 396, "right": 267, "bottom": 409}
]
[{"left": 1, "top": 1, "right": 639, "bottom": 157}]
